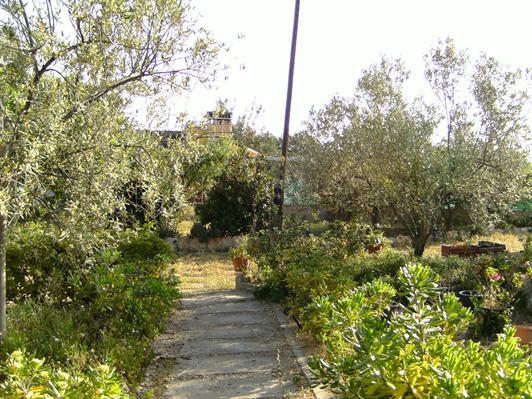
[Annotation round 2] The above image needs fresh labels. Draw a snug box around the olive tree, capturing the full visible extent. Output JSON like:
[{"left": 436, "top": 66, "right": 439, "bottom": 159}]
[
  {"left": 294, "top": 43, "right": 529, "bottom": 256},
  {"left": 0, "top": 0, "right": 222, "bottom": 336}
]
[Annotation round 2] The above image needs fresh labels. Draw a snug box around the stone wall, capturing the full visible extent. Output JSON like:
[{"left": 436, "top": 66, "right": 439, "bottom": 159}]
[{"left": 165, "top": 236, "right": 243, "bottom": 253}]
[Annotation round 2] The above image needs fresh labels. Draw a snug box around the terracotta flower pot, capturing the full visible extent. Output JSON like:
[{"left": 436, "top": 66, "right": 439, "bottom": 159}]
[
  {"left": 231, "top": 256, "right": 248, "bottom": 272},
  {"left": 514, "top": 325, "right": 532, "bottom": 345},
  {"left": 441, "top": 242, "right": 506, "bottom": 257},
  {"left": 441, "top": 245, "right": 479, "bottom": 257},
  {"left": 367, "top": 243, "right": 383, "bottom": 254}
]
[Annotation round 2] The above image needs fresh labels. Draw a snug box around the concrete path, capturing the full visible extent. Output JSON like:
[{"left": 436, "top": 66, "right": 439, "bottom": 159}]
[{"left": 141, "top": 255, "right": 314, "bottom": 399}]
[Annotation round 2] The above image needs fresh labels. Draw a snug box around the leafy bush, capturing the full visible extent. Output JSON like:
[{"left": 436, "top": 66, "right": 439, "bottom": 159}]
[
  {"left": 0, "top": 351, "right": 129, "bottom": 399},
  {"left": 302, "top": 279, "right": 397, "bottom": 340},
  {"left": 1, "top": 224, "right": 181, "bottom": 390},
  {"left": 5, "top": 222, "right": 175, "bottom": 303},
  {"left": 195, "top": 154, "right": 275, "bottom": 237},
  {"left": 6, "top": 222, "right": 85, "bottom": 302},
  {"left": 189, "top": 222, "right": 213, "bottom": 242},
  {"left": 249, "top": 219, "right": 532, "bottom": 337},
  {"left": 347, "top": 249, "right": 411, "bottom": 284},
  {"left": 309, "top": 263, "right": 532, "bottom": 398},
  {"left": 1, "top": 302, "right": 90, "bottom": 369},
  {"left": 423, "top": 255, "right": 479, "bottom": 292},
  {"left": 117, "top": 224, "right": 175, "bottom": 261},
  {"left": 249, "top": 220, "right": 395, "bottom": 303},
  {"left": 286, "top": 249, "right": 414, "bottom": 335}
]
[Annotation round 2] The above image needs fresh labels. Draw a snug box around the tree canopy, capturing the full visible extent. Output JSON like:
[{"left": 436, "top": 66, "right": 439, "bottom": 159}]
[
  {"left": 292, "top": 39, "right": 530, "bottom": 255},
  {"left": 0, "top": 0, "right": 223, "bottom": 336}
]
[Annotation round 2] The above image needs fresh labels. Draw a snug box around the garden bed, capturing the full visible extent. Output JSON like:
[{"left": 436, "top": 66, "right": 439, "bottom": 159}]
[{"left": 441, "top": 241, "right": 506, "bottom": 257}]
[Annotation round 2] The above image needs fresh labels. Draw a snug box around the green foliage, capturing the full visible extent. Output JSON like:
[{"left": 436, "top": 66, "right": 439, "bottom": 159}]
[
  {"left": 0, "top": 351, "right": 129, "bottom": 399},
  {"left": 308, "top": 263, "right": 532, "bottom": 399},
  {"left": 292, "top": 39, "right": 529, "bottom": 255},
  {"left": 0, "top": 0, "right": 222, "bottom": 234},
  {"left": 0, "top": 0, "right": 223, "bottom": 338},
  {"left": 1, "top": 225, "right": 181, "bottom": 389},
  {"left": 1, "top": 302, "right": 90, "bottom": 369},
  {"left": 196, "top": 151, "right": 275, "bottom": 237},
  {"left": 303, "top": 279, "right": 396, "bottom": 340},
  {"left": 249, "top": 223, "right": 532, "bottom": 338},
  {"left": 117, "top": 225, "right": 175, "bottom": 262},
  {"left": 423, "top": 255, "right": 479, "bottom": 291},
  {"left": 5, "top": 223, "right": 175, "bottom": 305},
  {"left": 181, "top": 138, "right": 239, "bottom": 200},
  {"left": 232, "top": 108, "right": 281, "bottom": 157},
  {"left": 189, "top": 222, "right": 212, "bottom": 242},
  {"left": 248, "top": 220, "right": 399, "bottom": 305},
  {"left": 6, "top": 222, "right": 85, "bottom": 302},
  {"left": 229, "top": 240, "right": 249, "bottom": 259}
]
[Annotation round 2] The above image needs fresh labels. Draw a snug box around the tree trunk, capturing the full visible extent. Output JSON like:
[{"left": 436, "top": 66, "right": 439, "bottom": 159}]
[
  {"left": 444, "top": 202, "right": 454, "bottom": 231},
  {"left": 0, "top": 213, "right": 6, "bottom": 340},
  {"left": 370, "top": 207, "right": 380, "bottom": 226},
  {"left": 412, "top": 233, "right": 429, "bottom": 257}
]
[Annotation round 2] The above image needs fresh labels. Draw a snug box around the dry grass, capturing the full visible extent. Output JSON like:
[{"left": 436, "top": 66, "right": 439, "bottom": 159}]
[
  {"left": 424, "top": 231, "right": 530, "bottom": 257},
  {"left": 169, "top": 253, "right": 235, "bottom": 292}
]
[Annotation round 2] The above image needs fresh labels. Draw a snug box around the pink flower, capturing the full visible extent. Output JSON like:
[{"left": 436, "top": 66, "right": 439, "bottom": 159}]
[{"left": 491, "top": 273, "right": 503, "bottom": 281}]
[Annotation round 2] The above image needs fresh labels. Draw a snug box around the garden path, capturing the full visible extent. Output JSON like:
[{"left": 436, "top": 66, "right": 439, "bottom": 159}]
[{"left": 141, "top": 254, "right": 314, "bottom": 399}]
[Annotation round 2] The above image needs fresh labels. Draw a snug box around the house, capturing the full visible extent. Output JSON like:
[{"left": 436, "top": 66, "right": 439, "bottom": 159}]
[{"left": 152, "top": 110, "right": 234, "bottom": 144}]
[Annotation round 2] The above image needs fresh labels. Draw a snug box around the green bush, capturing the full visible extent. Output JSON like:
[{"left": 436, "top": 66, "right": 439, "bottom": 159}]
[
  {"left": 6, "top": 222, "right": 85, "bottom": 302},
  {"left": 195, "top": 154, "right": 275, "bottom": 237},
  {"left": 309, "top": 263, "right": 532, "bottom": 399},
  {"left": 1, "top": 224, "right": 181, "bottom": 390},
  {"left": 347, "top": 249, "right": 411, "bottom": 284},
  {"left": 302, "top": 279, "right": 397, "bottom": 340},
  {"left": 423, "top": 255, "right": 478, "bottom": 291},
  {"left": 249, "top": 220, "right": 394, "bottom": 303},
  {"left": 0, "top": 351, "right": 129, "bottom": 399},
  {"left": 117, "top": 224, "right": 175, "bottom": 261},
  {"left": 1, "top": 302, "right": 90, "bottom": 369}
]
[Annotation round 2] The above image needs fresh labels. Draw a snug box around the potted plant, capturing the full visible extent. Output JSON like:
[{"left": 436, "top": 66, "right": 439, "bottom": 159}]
[
  {"left": 514, "top": 324, "right": 532, "bottom": 345},
  {"left": 229, "top": 245, "right": 249, "bottom": 272},
  {"left": 512, "top": 260, "right": 532, "bottom": 345},
  {"left": 366, "top": 232, "right": 386, "bottom": 254},
  {"left": 457, "top": 289, "right": 483, "bottom": 309},
  {"left": 471, "top": 263, "right": 531, "bottom": 339}
]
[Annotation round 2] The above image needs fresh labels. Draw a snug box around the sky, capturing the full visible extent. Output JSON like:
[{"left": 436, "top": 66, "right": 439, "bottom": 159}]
[{"left": 131, "top": 0, "right": 532, "bottom": 136}]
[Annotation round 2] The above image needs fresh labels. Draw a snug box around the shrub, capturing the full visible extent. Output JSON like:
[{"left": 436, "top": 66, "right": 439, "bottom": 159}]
[
  {"left": 347, "top": 249, "right": 411, "bottom": 284},
  {"left": 195, "top": 154, "right": 275, "bottom": 237},
  {"left": 1, "top": 302, "right": 90, "bottom": 369},
  {"left": 6, "top": 222, "right": 85, "bottom": 302},
  {"left": 117, "top": 225, "right": 175, "bottom": 261},
  {"left": 0, "top": 351, "right": 129, "bottom": 399},
  {"left": 189, "top": 222, "right": 213, "bottom": 242},
  {"left": 308, "top": 263, "right": 532, "bottom": 399},
  {"left": 249, "top": 220, "right": 395, "bottom": 303},
  {"left": 423, "top": 255, "right": 479, "bottom": 292},
  {"left": 1, "top": 224, "right": 181, "bottom": 389},
  {"left": 302, "top": 279, "right": 397, "bottom": 340}
]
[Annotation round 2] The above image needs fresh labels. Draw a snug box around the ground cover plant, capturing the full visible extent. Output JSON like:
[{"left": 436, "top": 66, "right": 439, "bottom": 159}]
[{"left": 0, "top": 224, "right": 181, "bottom": 397}]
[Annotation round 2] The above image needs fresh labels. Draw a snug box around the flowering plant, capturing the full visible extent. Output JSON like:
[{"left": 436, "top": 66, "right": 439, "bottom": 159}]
[{"left": 479, "top": 262, "right": 531, "bottom": 310}]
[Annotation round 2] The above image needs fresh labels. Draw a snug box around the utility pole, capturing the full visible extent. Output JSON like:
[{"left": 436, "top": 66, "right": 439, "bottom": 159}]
[
  {"left": 276, "top": 0, "right": 300, "bottom": 228},
  {"left": 0, "top": 214, "right": 6, "bottom": 340}
]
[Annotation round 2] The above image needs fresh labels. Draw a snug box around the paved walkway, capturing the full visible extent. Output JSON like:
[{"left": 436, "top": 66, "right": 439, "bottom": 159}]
[{"left": 142, "top": 255, "right": 313, "bottom": 399}]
